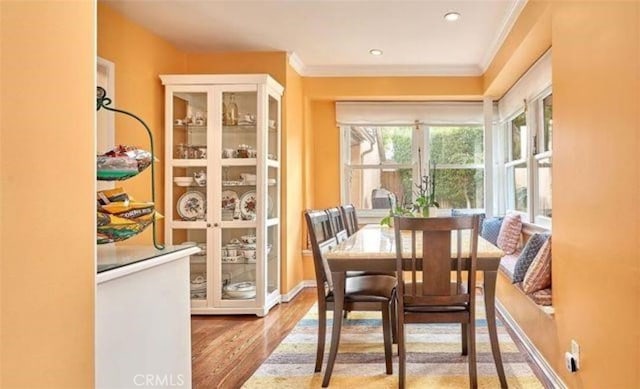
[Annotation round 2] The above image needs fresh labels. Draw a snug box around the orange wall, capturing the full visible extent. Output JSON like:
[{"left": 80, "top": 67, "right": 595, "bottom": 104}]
[
  {"left": 489, "top": 1, "right": 640, "bottom": 388},
  {"left": 282, "top": 63, "right": 305, "bottom": 292},
  {"left": 483, "top": 1, "right": 552, "bottom": 98},
  {"left": 304, "top": 75, "right": 483, "bottom": 101},
  {"left": 0, "top": 1, "right": 95, "bottom": 387},
  {"left": 98, "top": 3, "right": 187, "bottom": 245},
  {"left": 186, "top": 51, "right": 287, "bottom": 86},
  {"left": 551, "top": 2, "right": 639, "bottom": 387}
]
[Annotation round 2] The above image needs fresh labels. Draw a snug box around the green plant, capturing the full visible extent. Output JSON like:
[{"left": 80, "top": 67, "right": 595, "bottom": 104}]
[
  {"left": 380, "top": 194, "right": 413, "bottom": 227},
  {"left": 413, "top": 148, "right": 439, "bottom": 216}
]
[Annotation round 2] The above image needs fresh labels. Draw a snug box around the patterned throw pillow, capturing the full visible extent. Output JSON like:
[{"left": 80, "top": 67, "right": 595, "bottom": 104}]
[
  {"left": 523, "top": 237, "right": 552, "bottom": 293},
  {"left": 481, "top": 217, "right": 503, "bottom": 246},
  {"left": 496, "top": 213, "right": 522, "bottom": 254},
  {"left": 512, "top": 233, "right": 550, "bottom": 283}
]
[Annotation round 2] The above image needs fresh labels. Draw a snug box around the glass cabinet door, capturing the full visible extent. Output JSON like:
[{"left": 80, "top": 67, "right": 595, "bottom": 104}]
[
  {"left": 166, "top": 87, "right": 211, "bottom": 307},
  {"left": 216, "top": 86, "right": 260, "bottom": 305}
]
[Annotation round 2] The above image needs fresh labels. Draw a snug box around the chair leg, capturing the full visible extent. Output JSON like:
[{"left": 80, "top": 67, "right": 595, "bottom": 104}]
[
  {"left": 397, "top": 312, "right": 406, "bottom": 389},
  {"left": 315, "top": 306, "right": 326, "bottom": 372},
  {"left": 381, "top": 302, "right": 393, "bottom": 375},
  {"left": 344, "top": 310, "right": 348, "bottom": 319},
  {"left": 468, "top": 318, "right": 478, "bottom": 389},
  {"left": 391, "top": 296, "right": 398, "bottom": 344},
  {"left": 461, "top": 323, "right": 468, "bottom": 356}
]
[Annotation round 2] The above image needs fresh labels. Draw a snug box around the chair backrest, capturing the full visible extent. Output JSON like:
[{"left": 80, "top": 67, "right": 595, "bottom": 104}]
[
  {"left": 304, "top": 210, "right": 338, "bottom": 294},
  {"left": 326, "top": 207, "right": 349, "bottom": 243},
  {"left": 340, "top": 204, "right": 359, "bottom": 237},
  {"left": 393, "top": 215, "right": 479, "bottom": 307}
]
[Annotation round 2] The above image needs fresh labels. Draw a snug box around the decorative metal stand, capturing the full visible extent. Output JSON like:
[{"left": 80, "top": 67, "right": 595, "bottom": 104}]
[{"left": 97, "top": 86, "right": 164, "bottom": 250}]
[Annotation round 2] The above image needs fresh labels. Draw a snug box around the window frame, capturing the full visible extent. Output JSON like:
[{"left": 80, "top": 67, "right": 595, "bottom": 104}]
[
  {"left": 499, "top": 86, "right": 553, "bottom": 228},
  {"left": 340, "top": 122, "right": 485, "bottom": 218}
]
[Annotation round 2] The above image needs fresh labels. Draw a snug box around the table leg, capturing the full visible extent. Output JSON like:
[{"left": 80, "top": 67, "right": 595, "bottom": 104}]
[
  {"left": 322, "top": 271, "right": 345, "bottom": 387},
  {"left": 484, "top": 270, "right": 508, "bottom": 389}
]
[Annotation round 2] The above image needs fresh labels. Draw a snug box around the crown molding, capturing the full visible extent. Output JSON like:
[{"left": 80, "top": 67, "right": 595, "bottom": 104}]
[
  {"left": 291, "top": 63, "right": 483, "bottom": 77},
  {"left": 287, "top": 52, "right": 306, "bottom": 76},
  {"left": 480, "top": 0, "right": 528, "bottom": 72}
]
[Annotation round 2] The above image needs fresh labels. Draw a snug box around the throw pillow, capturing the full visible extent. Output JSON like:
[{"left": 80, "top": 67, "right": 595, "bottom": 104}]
[
  {"left": 512, "top": 233, "right": 550, "bottom": 283},
  {"left": 496, "top": 213, "right": 522, "bottom": 254},
  {"left": 481, "top": 217, "right": 503, "bottom": 246},
  {"left": 522, "top": 237, "right": 552, "bottom": 293}
]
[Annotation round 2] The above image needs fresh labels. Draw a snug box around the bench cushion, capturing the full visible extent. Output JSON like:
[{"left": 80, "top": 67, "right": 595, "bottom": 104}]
[
  {"left": 522, "top": 237, "right": 552, "bottom": 293},
  {"left": 498, "top": 252, "right": 520, "bottom": 280},
  {"left": 513, "top": 233, "right": 550, "bottom": 283},
  {"left": 497, "top": 213, "right": 522, "bottom": 254}
]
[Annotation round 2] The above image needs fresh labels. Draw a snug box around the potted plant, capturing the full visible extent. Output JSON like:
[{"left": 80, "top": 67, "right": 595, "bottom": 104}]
[{"left": 380, "top": 149, "right": 439, "bottom": 226}]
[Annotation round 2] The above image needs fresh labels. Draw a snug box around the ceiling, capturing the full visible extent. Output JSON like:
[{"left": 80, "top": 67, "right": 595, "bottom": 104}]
[{"left": 102, "top": 0, "right": 526, "bottom": 76}]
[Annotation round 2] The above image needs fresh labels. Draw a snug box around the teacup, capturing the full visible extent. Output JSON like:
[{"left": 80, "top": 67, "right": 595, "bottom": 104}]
[
  {"left": 223, "top": 148, "right": 235, "bottom": 158},
  {"left": 226, "top": 248, "right": 237, "bottom": 256},
  {"left": 242, "top": 249, "right": 256, "bottom": 259}
]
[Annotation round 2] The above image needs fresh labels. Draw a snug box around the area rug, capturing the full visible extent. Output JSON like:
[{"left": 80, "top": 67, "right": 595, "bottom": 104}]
[{"left": 243, "top": 293, "right": 544, "bottom": 389}]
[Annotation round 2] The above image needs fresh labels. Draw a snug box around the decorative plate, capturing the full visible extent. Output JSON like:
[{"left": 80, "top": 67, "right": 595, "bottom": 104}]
[
  {"left": 239, "top": 190, "right": 257, "bottom": 220},
  {"left": 177, "top": 191, "right": 205, "bottom": 220},
  {"left": 221, "top": 190, "right": 239, "bottom": 210}
]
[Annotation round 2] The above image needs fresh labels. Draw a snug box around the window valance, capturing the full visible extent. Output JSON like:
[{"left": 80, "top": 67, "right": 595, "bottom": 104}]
[{"left": 335, "top": 101, "right": 484, "bottom": 126}]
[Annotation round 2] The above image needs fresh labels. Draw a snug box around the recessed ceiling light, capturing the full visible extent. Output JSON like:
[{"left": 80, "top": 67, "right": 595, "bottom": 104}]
[
  {"left": 369, "top": 49, "right": 383, "bottom": 56},
  {"left": 444, "top": 12, "right": 461, "bottom": 22}
]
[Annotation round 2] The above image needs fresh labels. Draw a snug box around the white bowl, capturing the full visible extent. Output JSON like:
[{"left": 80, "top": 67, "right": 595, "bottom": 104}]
[{"left": 174, "top": 177, "right": 194, "bottom": 187}]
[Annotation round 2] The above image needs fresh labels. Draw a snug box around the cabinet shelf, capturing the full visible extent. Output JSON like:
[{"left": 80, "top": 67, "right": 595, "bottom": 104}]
[
  {"left": 173, "top": 159, "right": 208, "bottom": 167},
  {"left": 171, "top": 220, "right": 207, "bottom": 229},
  {"left": 221, "top": 158, "right": 257, "bottom": 167}
]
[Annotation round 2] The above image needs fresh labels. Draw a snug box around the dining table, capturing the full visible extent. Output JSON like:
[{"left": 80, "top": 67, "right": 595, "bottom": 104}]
[{"left": 324, "top": 224, "right": 508, "bottom": 388}]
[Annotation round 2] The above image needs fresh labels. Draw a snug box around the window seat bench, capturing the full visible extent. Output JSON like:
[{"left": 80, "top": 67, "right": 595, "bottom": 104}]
[{"left": 496, "top": 224, "right": 555, "bottom": 315}]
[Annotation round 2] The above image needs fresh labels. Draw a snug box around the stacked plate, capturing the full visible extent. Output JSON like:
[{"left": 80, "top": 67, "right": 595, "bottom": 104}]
[
  {"left": 223, "top": 281, "right": 256, "bottom": 299},
  {"left": 190, "top": 275, "right": 206, "bottom": 299}
]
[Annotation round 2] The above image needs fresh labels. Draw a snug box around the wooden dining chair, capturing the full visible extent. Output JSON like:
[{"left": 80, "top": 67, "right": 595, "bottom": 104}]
[
  {"left": 393, "top": 215, "right": 480, "bottom": 389},
  {"left": 340, "top": 204, "right": 359, "bottom": 236},
  {"left": 326, "top": 207, "right": 349, "bottom": 243},
  {"left": 304, "top": 210, "right": 396, "bottom": 378}
]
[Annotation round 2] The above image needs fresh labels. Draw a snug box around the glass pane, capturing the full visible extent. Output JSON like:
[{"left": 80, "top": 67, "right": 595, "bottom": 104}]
[
  {"left": 508, "top": 163, "right": 528, "bottom": 212},
  {"left": 173, "top": 92, "right": 207, "bottom": 160},
  {"left": 510, "top": 112, "right": 527, "bottom": 161},
  {"left": 221, "top": 228, "right": 256, "bottom": 300},
  {"left": 268, "top": 95, "right": 279, "bottom": 161},
  {"left": 348, "top": 167, "right": 413, "bottom": 210},
  {"left": 222, "top": 91, "right": 257, "bottom": 159},
  {"left": 267, "top": 225, "right": 278, "bottom": 294},
  {"left": 221, "top": 166, "right": 256, "bottom": 221},
  {"left": 434, "top": 168, "right": 484, "bottom": 209},
  {"left": 268, "top": 166, "right": 278, "bottom": 219},
  {"left": 350, "top": 126, "right": 412, "bottom": 165},
  {"left": 171, "top": 228, "right": 207, "bottom": 301},
  {"left": 543, "top": 94, "right": 553, "bottom": 152},
  {"left": 537, "top": 158, "right": 552, "bottom": 217},
  {"left": 173, "top": 166, "right": 207, "bottom": 221},
  {"left": 429, "top": 126, "right": 484, "bottom": 164}
]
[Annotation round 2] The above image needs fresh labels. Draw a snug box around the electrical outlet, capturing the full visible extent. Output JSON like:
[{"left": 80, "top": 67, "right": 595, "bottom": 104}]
[
  {"left": 564, "top": 352, "right": 578, "bottom": 373},
  {"left": 571, "top": 340, "right": 580, "bottom": 370}
]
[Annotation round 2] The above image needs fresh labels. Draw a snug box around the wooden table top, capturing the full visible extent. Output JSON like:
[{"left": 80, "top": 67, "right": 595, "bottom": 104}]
[{"left": 326, "top": 224, "right": 504, "bottom": 271}]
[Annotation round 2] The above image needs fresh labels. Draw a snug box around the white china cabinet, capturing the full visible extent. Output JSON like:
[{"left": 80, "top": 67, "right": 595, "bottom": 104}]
[{"left": 160, "top": 74, "right": 282, "bottom": 316}]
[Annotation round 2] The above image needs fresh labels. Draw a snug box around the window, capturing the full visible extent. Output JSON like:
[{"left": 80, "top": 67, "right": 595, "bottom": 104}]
[
  {"left": 429, "top": 126, "right": 484, "bottom": 209},
  {"left": 500, "top": 92, "right": 552, "bottom": 226},
  {"left": 344, "top": 126, "right": 414, "bottom": 211},
  {"left": 534, "top": 94, "right": 553, "bottom": 221},
  {"left": 342, "top": 124, "right": 485, "bottom": 214},
  {"left": 505, "top": 112, "right": 528, "bottom": 213}
]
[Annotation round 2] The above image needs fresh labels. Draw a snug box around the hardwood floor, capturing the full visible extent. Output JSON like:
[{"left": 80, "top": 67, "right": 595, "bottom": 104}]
[{"left": 191, "top": 288, "right": 317, "bottom": 389}]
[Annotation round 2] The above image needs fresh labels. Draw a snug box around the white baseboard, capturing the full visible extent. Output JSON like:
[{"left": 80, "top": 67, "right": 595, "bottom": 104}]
[
  {"left": 496, "top": 300, "right": 567, "bottom": 389},
  {"left": 281, "top": 280, "right": 316, "bottom": 302}
]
